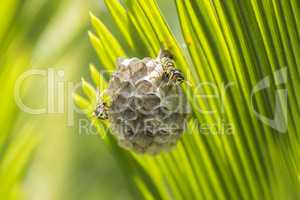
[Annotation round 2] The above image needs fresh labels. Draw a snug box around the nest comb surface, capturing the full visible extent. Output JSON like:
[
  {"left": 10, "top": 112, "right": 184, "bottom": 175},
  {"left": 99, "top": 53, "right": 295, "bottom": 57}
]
[{"left": 106, "top": 57, "right": 189, "bottom": 154}]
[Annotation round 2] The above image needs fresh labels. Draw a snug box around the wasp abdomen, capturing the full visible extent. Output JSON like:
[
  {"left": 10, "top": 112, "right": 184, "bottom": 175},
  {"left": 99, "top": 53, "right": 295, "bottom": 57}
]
[{"left": 160, "top": 57, "right": 184, "bottom": 85}]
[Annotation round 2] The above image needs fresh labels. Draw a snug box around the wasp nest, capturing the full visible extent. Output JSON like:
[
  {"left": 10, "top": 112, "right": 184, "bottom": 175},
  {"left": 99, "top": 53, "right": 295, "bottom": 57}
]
[{"left": 105, "top": 56, "right": 189, "bottom": 154}]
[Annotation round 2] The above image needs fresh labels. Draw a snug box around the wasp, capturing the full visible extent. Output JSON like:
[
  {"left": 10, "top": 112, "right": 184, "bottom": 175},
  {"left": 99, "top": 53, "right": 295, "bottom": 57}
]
[
  {"left": 93, "top": 101, "right": 109, "bottom": 120},
  {"left": 93, "top": 90, "right": 110, "bottom": 120},
  {"left": 157, "top": 49, "right": 184, "bottom": 85}
]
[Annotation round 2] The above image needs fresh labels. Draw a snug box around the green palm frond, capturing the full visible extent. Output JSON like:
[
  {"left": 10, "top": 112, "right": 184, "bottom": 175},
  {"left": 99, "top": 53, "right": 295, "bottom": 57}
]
[{"left": 75, "top": 0, "right": 300, "bottom": 199}]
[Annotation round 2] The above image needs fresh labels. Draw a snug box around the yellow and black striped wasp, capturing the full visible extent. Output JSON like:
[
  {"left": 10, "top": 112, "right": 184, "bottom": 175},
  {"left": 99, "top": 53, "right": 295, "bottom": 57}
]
[
  {"left": 93, "top": 89, "right": 109, "bottom": 120},
  {"left": 157, "top": 49, "right": 185, "bottom": 85}
]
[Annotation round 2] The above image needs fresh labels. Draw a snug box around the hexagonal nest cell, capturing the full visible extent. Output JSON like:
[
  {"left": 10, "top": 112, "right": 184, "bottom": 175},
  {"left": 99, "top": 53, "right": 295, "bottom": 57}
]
[{"left": 105, "top": 57, "right": 190, "bottom": 154}]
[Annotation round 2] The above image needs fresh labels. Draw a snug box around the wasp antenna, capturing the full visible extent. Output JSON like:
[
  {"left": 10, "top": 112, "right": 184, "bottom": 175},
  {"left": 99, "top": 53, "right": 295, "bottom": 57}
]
[
  {"left": 185, "top": 80, "right": 192, "bottom": 87},
  {"left": 158, "top": 48, "right": 174, "bottom": 60},
  {"left": 95, "top": 88, "right": 100, "bottom": 99},
  {"left": 159, "top": 43, "right": 166, "bottom": 51}
]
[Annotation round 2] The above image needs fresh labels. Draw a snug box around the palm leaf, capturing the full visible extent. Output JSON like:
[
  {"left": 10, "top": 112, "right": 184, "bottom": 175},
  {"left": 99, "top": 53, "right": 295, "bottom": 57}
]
[{"left": 75, "top": 0, "right": 300, "bottom": 199}]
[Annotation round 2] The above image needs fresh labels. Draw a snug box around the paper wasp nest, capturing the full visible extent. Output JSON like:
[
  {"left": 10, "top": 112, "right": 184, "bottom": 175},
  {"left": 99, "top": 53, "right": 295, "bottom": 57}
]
[{"left": 106, "top": 57, "right": 189, "bottom": 154}]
